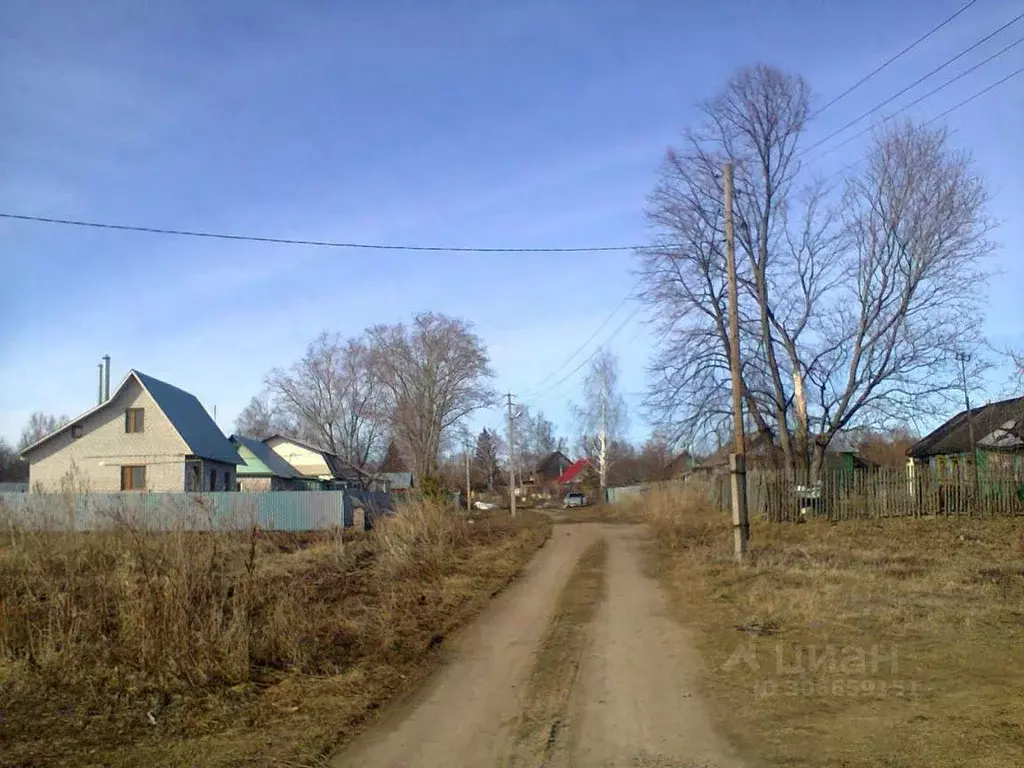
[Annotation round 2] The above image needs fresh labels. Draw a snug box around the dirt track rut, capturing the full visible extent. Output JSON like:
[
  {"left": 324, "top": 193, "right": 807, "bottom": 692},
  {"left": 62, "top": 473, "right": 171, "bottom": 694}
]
[{"left": 332, "top": 523, "right": 743, "bottom": 768}]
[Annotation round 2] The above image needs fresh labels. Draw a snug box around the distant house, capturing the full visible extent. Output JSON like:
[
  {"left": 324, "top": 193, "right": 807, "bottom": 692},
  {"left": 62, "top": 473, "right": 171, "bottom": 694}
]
[
  {"left": 690, "top": 433, "right": 782, "bottom": 476},
  {"left": 263, "top": 435, "right": 373, "bottom": 489},
  {"left": 664, "top": 450, "right": 697, "bottom": 478},
  {"left": 20, "top": 370, "right": 241, "bottom": 492},
  {"left": 690, "top": 432, "right": 873, "bottom": 479},
  {"left": 556, "top": 458, "right": 599, "bottom": 488},
  {"left": 533, "top": 451, "right": 573, "bottom": 483},
  {"left": 380, "top": 471, "right": 414, "bottom": 495},
  {"left": 231, "top": 435, "right": 304, "bottom": 491},
  {"left": 907, "top": 396, "right": 1024, "bottom": 476}
]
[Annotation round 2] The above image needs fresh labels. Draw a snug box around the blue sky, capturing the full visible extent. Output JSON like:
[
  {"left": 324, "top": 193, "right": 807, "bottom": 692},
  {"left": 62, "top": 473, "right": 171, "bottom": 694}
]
[{"left": 1, "top": 0, "right": 1022, "bottom": 449}]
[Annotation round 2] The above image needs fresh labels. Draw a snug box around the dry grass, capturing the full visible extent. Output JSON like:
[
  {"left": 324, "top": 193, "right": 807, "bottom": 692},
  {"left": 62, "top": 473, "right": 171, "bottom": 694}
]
[
  {"left": 621, "top": 482, "right": 1024, "bottom": 768},
  {"left": 0, "top": 499, "right": 550, "bottom": 767}
]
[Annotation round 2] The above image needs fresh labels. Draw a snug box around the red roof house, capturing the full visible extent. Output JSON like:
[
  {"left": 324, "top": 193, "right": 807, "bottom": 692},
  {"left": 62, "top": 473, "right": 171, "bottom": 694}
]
[{"left": 556, "top": 459, "right": 597, "bottom": 485}]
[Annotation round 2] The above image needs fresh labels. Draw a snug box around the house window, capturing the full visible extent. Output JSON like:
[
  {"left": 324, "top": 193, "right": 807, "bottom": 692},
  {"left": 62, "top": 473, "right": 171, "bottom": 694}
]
[
  {"left": 209, "top": 468, "right": 217, "bottom": 491},
  {"left": 120, "top": 465, "right": 146, "bottom": 491},
  {"left": 224, "top": 471, "right": 231, "bottom": 491},
  {"left": 72, "top": 424, "right": 83, "bottom": 439},
  {"left": 191, "top": 464, "right": 201, "bottom": 491},
  {"left": 125, "top": 408, "right": 145, "bottom": 433}
]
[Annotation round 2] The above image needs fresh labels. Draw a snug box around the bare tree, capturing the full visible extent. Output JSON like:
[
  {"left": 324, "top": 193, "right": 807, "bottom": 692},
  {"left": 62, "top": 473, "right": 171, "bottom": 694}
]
[
  {"left": 264, "top": 332, "right": 388, "bottom": 471},
  {"left": 18, "top": 412, "right": 69, "bottom": 451},
  {"left": 513, "top": 407, "right": 562, "bottom": 479},
  {"left": 368, "top": 312, "right": 495, "bottom": 481},
  {"left": 234, "top": 393, "right": 297, "bottom": 439},
  {"left": 641, "top": 64, "right": 994, "bottom": 479},
  {"left": 573, "top": 348, "right": 628, "bottom": 492},
  {"left": 0, "top": 438, "right": 28, "bottom": 481}
]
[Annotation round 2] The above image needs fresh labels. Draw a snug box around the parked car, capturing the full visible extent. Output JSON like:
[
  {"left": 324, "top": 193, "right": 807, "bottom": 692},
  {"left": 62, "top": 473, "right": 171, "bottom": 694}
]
[{"left": 562, "top": 492, "right": 587, "bottom": 508}]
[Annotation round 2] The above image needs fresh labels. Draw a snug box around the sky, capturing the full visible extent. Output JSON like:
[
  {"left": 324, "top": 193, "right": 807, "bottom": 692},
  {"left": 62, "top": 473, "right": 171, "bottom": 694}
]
[{"left": 1, "top": 0, "right": 1022, "bottom": 451}]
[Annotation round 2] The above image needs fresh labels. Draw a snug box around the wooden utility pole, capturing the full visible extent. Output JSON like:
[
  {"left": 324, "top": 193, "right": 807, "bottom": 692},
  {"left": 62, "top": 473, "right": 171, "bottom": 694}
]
[
  {"left": 724, "top": 161, "right": 749, "bottom": 563},
  {"left": 465, "top": 441, "right": 473, "bottom": 512},
  {"left": 506, "top": 392, "right": 517, "bottom": 518}
]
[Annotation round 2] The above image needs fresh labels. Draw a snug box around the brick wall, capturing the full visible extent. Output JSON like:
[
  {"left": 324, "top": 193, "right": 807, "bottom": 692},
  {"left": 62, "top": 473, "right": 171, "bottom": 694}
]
[{"left": 27, "top": 378, "right": 190, "bottom": 492}]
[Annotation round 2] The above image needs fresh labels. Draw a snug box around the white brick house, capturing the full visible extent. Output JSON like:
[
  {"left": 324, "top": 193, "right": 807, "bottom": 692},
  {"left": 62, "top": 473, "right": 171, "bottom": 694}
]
[{"left": 20, "top": 370, "right": 242, "bottom": 492}]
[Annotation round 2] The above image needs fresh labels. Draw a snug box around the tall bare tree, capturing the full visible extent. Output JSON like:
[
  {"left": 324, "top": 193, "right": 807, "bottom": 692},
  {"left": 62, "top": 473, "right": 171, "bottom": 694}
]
[
  {"left": 641, "top": 64, "right": 993, "bottom": 479},
  {"left": 234, "top": 393, "right": 297, "bottom": 439},
  {"left": 18, "top": 412, "right": 69, "bottom": 451},
  {"left": 512, "top": 407, "right": 562, "bottom": 479},
  {"left": 368, "top": 312, "right": 495, "bottom": 481},
  {"left": 264, "top": 332, "right": 388, "bottom": 471},
  {"left": 574, "top": 348, "right": 628, "bottom": 492}
]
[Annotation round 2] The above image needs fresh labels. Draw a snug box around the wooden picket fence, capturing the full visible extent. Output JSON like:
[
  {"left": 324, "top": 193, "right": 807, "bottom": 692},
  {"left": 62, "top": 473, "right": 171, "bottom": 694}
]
[{"left": 708, "top": 465, "right": 1024, "bottom": 522}]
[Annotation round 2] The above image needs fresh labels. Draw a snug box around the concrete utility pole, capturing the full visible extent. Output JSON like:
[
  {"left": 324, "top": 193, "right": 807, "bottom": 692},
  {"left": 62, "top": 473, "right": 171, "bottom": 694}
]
[
  {"left": 465, "top": 441, "right": 473, "bottom": 512},
  {"left": 598, "top": 396, "right": 608, "bottom": 501},
  {"left": 506, "top": 392, "right": 517, "bottom": 518},
  {"left": 956, "top": 351, "right": 980, "bottom": 501},
  {"left": 724, "top": 162, "right": 749, "bottom": 563}
]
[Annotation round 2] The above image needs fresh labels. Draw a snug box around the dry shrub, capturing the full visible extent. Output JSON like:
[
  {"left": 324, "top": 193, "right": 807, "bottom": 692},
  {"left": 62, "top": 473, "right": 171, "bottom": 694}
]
[
  {"left": 0, "top": 494, "right": 551, "bottom": 767},
  {"left": 0, "top": 496, "right": 475, "bottom": 699},
  {"left": 616, "top": 480, "right": 732, "bottom": 562},
  {"left": 0, "top": 516, "right": 313, "bottom": 696},
  {"left": 372, "top": 497, "right": 470, "bottom": 579}
]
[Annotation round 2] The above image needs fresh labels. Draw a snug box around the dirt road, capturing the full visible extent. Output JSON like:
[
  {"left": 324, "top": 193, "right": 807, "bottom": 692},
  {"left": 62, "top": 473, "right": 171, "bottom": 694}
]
[{"left": 333, "top": 524, "right": 743, "bottom": 768}]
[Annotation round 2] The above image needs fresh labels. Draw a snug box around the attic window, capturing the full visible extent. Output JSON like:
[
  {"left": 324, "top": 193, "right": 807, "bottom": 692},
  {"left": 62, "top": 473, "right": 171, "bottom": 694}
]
[
  {"left": 125, "top": 408, "right": 144, "bottom": 433},
  {"left": 72, "top": 424, "right": 83, "bottom": 439}
]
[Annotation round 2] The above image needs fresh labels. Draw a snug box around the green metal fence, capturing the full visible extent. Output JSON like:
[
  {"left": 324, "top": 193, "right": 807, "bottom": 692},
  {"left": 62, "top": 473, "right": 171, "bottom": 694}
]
[{"left": 0, "top": 490, "right": 393, "bottom": 532}]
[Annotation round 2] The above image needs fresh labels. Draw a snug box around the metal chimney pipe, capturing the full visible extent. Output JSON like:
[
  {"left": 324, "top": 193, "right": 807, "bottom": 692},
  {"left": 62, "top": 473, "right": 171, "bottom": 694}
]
[
  {"left": 102, "top": 355, "right": 111, "bottom": 401},
  {"left": 98, "top": 363, "right": 104, "bottom": 405}
]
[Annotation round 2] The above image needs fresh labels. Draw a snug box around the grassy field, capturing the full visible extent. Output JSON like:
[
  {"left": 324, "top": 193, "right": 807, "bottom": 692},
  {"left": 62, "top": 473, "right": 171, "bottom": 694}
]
[
  {"left": 626, "top": 484, "right": 1024, "bottom": 768},
  {"left": 0, "top": 502, "right": 550, "bottom": 767}
]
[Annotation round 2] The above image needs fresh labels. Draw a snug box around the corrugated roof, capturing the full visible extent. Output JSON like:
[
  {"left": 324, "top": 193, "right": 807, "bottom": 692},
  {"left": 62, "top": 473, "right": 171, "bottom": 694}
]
[
  {"left": 231, "top": 435, "right": 303, "bottom": 478},
  {"left": 133, "top": 372, "right": 242, "bottom": 465},
  {"left": 20, "top": 369, "right": 241, "bottom": 465},
  {"left": 557, "top": 459, "right": 594, "bottom": 484},
  {"left": 381, "top": 471, "right": 413, "bottom": 490},
  {"left": 908, "top": 396, "right": 1024, "bottom": 458}
]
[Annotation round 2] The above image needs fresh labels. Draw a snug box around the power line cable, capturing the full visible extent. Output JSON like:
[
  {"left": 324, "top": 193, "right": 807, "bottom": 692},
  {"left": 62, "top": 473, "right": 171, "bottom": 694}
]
[
  {"left": 805, "top": 33, "right": 1024, "bottom": 163},
  {"left": 0, "top": 212, "right": 636, "bottom": 253},
  {"left": 819, "top": 63, "right": 1024, "bottom": 184},
  {"left": 526, "top": 304, "right": 645, "bottom": 401},
  {"left": 809, "top": 0, "right": 982, "bottom": 120},
  {"left": 522, "top": 278, "right": 644, "bottom": 396},
  {"left": 801, "top": 10, "right": 1024, "bottom": 157},
  {"left": 925, "top": 62, "right": 1024, "bottom": 123}
]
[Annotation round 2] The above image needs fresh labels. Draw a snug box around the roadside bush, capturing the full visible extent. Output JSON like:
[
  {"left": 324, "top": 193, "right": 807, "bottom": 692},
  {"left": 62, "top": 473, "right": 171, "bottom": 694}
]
[{"left": 615, "top": 481, "right": 732, "bottom": 562}]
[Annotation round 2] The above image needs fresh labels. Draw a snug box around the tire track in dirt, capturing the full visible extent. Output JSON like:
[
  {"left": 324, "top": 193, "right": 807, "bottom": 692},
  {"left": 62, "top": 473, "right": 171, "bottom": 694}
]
[
  {"left": 331, "top": 524, "right": 744, "bottom": 768},
  {"left": 331, "top": 524, "right": 602, "bottom": 768},
  {"left": 498, "top": 538, "right": 608, "bottom": 768}
]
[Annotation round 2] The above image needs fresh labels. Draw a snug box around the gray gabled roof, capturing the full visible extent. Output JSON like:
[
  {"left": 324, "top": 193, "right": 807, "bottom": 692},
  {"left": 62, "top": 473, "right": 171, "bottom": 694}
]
[
  {"left": 21, "top": 370, "right": 241, "bottom": 465},
  {"left": 231, "top": 435, "right": 303, "bottom": 478},
  {"left": 908, "top": 396, "right": 1024, "bottom": 458},
  {"left": 133, "top": 372, "right": 242, "bottom": 465},
  {"left": 381, "top": 471, "right": 413, "bottom": 490}
]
